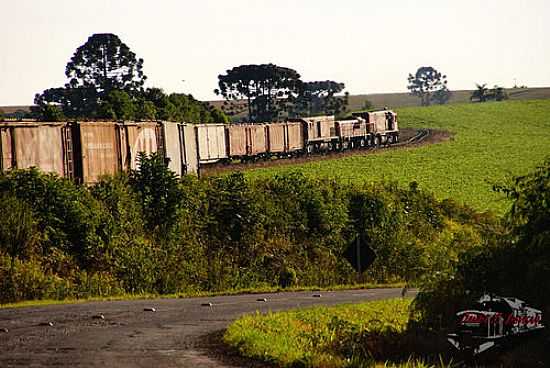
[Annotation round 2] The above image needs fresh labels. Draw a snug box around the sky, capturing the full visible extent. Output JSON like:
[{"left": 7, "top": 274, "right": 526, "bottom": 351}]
[{"left": 1, "top": 0, "right": 549, "bottom": 105}]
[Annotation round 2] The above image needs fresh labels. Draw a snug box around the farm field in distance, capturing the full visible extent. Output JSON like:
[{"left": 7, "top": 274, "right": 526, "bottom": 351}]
[{"left": 245, "top": 100, "right": 550, "bottom": 214}]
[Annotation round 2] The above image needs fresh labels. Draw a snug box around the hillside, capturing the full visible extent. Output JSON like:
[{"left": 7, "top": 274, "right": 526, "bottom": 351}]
[
  {"left": 207, "top": 87, "right": 550, "bottom": 117},
  {"left": 244, "top": 99, "right": 550, "bottom": 214}
]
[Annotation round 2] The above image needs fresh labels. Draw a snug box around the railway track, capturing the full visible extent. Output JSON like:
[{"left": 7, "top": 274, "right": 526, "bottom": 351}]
[{"left": 201, "top": 128, "right": 436, "bottom": 175}]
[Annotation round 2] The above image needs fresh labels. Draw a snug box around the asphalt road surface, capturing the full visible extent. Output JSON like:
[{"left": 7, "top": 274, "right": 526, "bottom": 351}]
[{"left": 0, "top": 288, "right": 414, "bottom": 367}]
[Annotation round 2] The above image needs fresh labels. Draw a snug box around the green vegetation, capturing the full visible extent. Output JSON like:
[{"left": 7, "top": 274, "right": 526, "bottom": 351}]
[
  {"left": 0, "top": 154, "right": 491, "bottom": 304},
  {"left": 224, "top": 298, "right": 453, "bottom": 367},
  {"left": 33, "top": 33, "right": 228, "bottom": 123},
  {"left": 246, "top": 100, "right": 550, "bottom": 214}
]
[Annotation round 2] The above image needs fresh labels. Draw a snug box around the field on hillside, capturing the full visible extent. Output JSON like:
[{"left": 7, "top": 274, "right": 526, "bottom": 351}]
[
  {"left": 245, "top": 100, "right": 550, "bottom": 214},
  {"left": 346, "top": 87, "right": 550, "bottom": 110}
]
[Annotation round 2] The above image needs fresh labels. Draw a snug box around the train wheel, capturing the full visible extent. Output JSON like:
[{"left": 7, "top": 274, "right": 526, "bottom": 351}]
[{"left": 374, "top": 136, "right": 381, "bottom": 147}]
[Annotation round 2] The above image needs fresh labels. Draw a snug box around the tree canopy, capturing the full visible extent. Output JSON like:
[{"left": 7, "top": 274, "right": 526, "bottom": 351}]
[
  {"left": 295, "top": 80, "right": 349, "bottom": 116},
  {"left": 34, "top": 33, "right": 227, "bottom": 123},
  {"left": 65, "top": 33, "right": 146, "bottom": 95},
  {"left": 407, "top": 66, "right": 449, "bottom": 106},
  {"left": 215, "top": 64, "right": 302, "bottom": 122},
  {"left": 215, "top": 64, "right": 349, "bottom": 121}
]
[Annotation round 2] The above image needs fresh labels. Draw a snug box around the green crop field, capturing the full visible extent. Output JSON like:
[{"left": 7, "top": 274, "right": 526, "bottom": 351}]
[{"left": 246, "top": 100, "right": 550, "bottom": 214}]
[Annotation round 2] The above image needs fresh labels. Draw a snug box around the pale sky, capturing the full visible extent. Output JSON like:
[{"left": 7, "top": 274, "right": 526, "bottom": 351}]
[{"left": 1, "top": 0, "right": 549, "bottom": 105}]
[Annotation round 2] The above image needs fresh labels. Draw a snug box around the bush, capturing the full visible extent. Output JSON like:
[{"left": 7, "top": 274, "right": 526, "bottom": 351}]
[{"left": 0, "top": 164, "right": 493, "bottom": 303}]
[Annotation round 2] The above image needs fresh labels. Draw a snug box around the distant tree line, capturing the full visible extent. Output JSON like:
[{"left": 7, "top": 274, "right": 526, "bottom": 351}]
[
  {"left": 215, "top": 64, "right": 349, "bottom": 122},
  {"left": 470, "top": 83, "right": 509, "bottom": 102},
  {"left": 34, "top": 33, "right": 228, "bottom": 123}
]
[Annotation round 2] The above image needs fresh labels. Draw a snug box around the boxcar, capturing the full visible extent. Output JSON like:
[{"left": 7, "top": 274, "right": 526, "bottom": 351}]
[
  {"left": 122, "top": 122, "right": 160, "bottom": 170},
  {"left": 266, "top": 121, "right": 304, "bottom": 155},
  {"left": 162, "top": 122, "right": 199, "bottom": 175},
  {"left": 247, "top": 124, "right": 267, "bottom": 156},
  {"left": 195, "top": 123, "right": 228, "bottom": 164},
  {"left": 226, "top": 124, "right": 247, "bottom": 157},
  {"left": 75, "top": 122, "right": 122, "bottom": 183},
  {"left": 0, "top": 122, "right": 68, "bottom": 176}
]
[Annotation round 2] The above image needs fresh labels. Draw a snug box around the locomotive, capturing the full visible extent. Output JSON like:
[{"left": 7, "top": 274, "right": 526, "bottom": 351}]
[
  {"left": 447, "top": 294, "right": 544, "bottom": 357},
  {"left": 0, "top": 109, "right": 398, "bottom": 183}
]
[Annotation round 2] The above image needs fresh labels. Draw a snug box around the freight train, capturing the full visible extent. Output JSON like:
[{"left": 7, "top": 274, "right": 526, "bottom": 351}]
[{"left": 0, "top": 110, "right": 398, "bottom": 183}]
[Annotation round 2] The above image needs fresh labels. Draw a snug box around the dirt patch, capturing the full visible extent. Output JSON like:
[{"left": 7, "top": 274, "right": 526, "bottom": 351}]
[{"left": 201, "top": 128, "right": 453, "bottom": 176}]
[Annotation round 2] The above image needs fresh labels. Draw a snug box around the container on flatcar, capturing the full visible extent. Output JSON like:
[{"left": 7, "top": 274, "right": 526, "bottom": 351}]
[
  {"left": 0, "top": 122, "right": 68, "bottom": 176},
  {"left": 195, "top": 123, "right": 228, "bottom": 164}
]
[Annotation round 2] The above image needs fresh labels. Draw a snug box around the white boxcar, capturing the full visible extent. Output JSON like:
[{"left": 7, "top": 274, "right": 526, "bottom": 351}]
[
  {"left": 195, "top": 123, "right": 227, "bottom": 164},
  {"left": 162, "top": 122, "right": 199, "bottom": 175}
]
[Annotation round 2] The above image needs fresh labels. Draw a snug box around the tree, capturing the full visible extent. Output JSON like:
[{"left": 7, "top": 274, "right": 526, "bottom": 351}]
[
  {"left": 65, "top": 33, "right": 146, "bottom": 96},
  {"left": 407, "top": 66, "right": 448, "bottom": 106},
  {"left": 35, "top": 33, "right": 147, "bottom": 118},
  {"left": 295, "top": 80, "right": 349, "bottom": 116},
  {"left": 215, "top": 64, "right": 302, "bottom": 122},
  {"left": 431, "top": 86, "right": 452, "bottom": 105},
  {"left": 470, "top": 83, "right": 489, "bottom": 102},
  {"left": 34, "top": 104, "right": 66, "bottom": 121},
  {"left": 97, "top": 90, "right": 136, "bottom": 120}
]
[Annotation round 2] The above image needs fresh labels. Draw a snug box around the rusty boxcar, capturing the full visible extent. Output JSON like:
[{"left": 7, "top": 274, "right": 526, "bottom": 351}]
[
  {"left": 0, "top": 122, "right": 69, "bottom": 176},
  {"left": 265, "top": 121, "right": 304, "bottom": 156},
  {"left": 226, "top": 124, "right": 268, "bottom": 159},
  {"left": 75, "top": 122, "right": 123, "bottom": 183}
]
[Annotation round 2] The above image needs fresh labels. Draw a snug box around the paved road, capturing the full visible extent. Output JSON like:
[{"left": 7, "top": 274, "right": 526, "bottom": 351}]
[{"left": 0, "top": 288, "right": 413, "bottom": 367}]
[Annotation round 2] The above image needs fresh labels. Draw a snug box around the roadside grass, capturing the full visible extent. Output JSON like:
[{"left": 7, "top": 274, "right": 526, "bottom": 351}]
[
  {"left": 224, "top": 298, "right": 453, "bottom": 368},
  {"left": 0, "top": 281, "right": 405, "bottom": 309},
  {"left": 245, "top": 100, "right": 550, "bottom": 214}
]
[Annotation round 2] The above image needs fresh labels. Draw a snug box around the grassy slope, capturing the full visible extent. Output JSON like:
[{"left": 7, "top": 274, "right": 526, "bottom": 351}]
[
  {"left": 245, "top": 100, "right": 550, "bottom": 214},
  {"left": 346, "top": 87, "right": 550, "bottom": 110},
  {"left": 224, "top": 298, "right": 413, "bottom": 367}
]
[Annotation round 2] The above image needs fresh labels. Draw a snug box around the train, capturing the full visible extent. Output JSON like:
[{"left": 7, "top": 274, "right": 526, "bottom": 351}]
[{"left": 0, "top": 110, "right": 398, "bottom": 183}]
